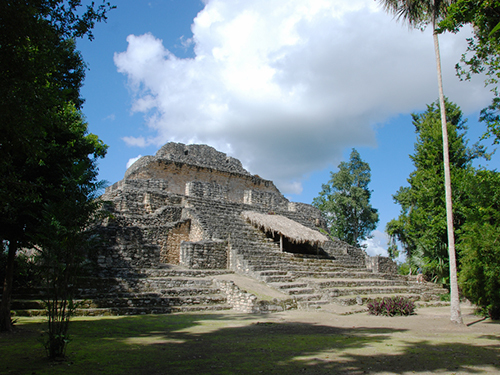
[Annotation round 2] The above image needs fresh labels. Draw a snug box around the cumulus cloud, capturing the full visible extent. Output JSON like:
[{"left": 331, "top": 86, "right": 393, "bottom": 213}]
[
  {"left": 361, "top": 230, "right": 390, "bottom": 257},
  {"left": 114, "top": 0, "right": 490, "bottom": 194}
]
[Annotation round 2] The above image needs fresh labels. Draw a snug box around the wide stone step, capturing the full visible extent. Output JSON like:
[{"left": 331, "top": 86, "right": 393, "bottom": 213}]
[
  {"left": 331, "top": 293, "right": 427, "bottom": 306},
  {"left": 298, "top": 299, "right": 331, "bottom": 309},
  {"left": 324, "top": 286, "right": 423, "bottom": 297},
  {"left": 262, "top": 275, "right": 296, "bottom": 283},
  {"left": 257, "top": 270, "right": 288, "bottom": 276},
  {"left": 250, "top": 265, "right": 289, "bottom": 272},
  {"left": 138, "top": 269, "right": 233, "bottom": 278},
  {"left": 291, "top": 293, "right": 324, "bottom": 302},
  {"left": 291, "top": 270, "right": 375, "bottom": 279},
  {"left": 87, "top": 294, "right": 227, "bottom": 309},
  {"left": 271, "top": 282, "right": 309, "bottom": 290},
  {"left": 287, "top": 265, "right": 368, "bottom": 273},
  {"left": 12, "top": 303, "right": 233, "bottom": 317},
  {"left": 88, "top": 287, "right": 220, "bottom": 297},
  {"left": 242, "top": 258, "right": 287, "bottom": 266},
  {"left": 280, "top": 287, "right": 316, "bottom": 295},
  {"left": 12, "top": 294, "right": 228, "bottom": 311},
  {"left": 78, "top": 278, "right": 218, "bottom": 296},
  {"left": 289, "top": 263, "right": 366, "bottom": 271},
  {"left": 314, "top": 278, "right": 407, "bottom": 288},
  {"left": 125, "top": 279, "right": 218, "bottom": 291}
]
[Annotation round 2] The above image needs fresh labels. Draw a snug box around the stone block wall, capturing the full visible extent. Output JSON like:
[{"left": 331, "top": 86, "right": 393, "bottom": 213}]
[
  {"left": 214, "top": 280, "right": 297, "bottom": 313},
  {"left": 96, "top": 225, "right": 164, "bottom": 270},
  {"left": 186, "top": 181, "right": 228, "bottom": 201},
  {"left": 127, "top": 161, "right": 285, "bottom": 208},
  {"left": 153, "top": 142, "right": 250, "bottom": 176},
  {"left": 243, "top": 190, "right": 288, "bottom": 211},
  {"left": 179, "top": 240, "right": 228, "bottom": 269},
  {"left": 366, "top": 255, "right": 398, "bottom": 274}
]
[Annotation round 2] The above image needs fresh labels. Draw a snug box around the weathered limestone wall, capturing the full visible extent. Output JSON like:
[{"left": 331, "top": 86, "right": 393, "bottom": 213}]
[
  {"left": 96, "top": 225, "right": 166, "bottom": 270},
  {"left": 179, "top": 240, "right": 228, "bottom": 269},
  {"left": 366, "top": 255, "right": 398, "bottom": 274},
  {"left": 126, "top": 160, "right": 285, "bottom": 206},
  {"left": 214, "top": 280, "right": 297, "bottom": 313},
  {"left": 126, "top": 142, "right": 250, "bottom": 178}
]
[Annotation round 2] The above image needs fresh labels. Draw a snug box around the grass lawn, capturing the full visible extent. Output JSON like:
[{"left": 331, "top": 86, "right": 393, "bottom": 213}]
[{"left": 1, "top": 308, "right": 500, "bottom": 375}]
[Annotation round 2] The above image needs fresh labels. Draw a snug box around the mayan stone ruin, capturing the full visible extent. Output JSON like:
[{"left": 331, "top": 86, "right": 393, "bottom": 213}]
[{"left": 11, "top": 142, "right": 446, "bottom": 316}]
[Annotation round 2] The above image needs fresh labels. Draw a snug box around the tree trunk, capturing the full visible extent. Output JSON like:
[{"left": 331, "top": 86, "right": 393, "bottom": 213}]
[
  {"left": 433, "top": 27, "right": 463, "bottom": 325},
  {"left": 0, "top": 240, "right": 17, "bottom": 331}
]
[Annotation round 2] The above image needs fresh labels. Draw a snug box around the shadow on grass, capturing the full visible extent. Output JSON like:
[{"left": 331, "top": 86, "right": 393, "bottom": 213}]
[{"left": 2, "top": 313, "right": 500, "bottom": 375}]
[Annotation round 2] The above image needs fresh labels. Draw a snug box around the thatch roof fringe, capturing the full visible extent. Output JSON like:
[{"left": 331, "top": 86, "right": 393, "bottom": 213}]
[{"left": 241, "top": 211, "right": 328, "bottom": 245}]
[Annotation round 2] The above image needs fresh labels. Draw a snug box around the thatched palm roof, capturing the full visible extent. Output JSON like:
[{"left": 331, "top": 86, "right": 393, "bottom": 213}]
[{"left": 241, "top": 211, "right": 328, "bottom": 245}]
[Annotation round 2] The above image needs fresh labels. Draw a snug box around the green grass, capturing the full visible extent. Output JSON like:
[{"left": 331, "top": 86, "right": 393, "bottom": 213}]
[{"left": 1, "top": 312, "right": 499, "bottom": 375}]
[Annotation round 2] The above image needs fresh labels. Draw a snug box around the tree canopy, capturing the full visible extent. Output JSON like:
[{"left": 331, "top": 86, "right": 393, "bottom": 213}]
[
  {"left": 313, "top": 149, "right": 379, "bottom": 247},
  {"left": 386, "top": 99, "right": 485, "bottom": 282},
  {"left": 440, "top": 0, "right": 500, "bottom": 143},
  {"left": 0, "top": 0, "right": 113, "bottom": 332},
  {"left": 457, "top": 169, "right": 500, "bottom": 320}
]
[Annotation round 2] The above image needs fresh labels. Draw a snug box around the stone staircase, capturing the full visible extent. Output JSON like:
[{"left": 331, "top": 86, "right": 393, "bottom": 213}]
[
  {"left": 8, "top": 193, "right": 447, "bottom": 317},
  {"left": 9, "top": 266, "right": 234, "bottom": 317},
  {"left": 185, "top": 196, "right": 446, "bottom": 309}
]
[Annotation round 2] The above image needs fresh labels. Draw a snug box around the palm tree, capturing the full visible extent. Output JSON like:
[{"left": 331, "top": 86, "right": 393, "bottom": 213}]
[{"left": 378, "top": 0, "right": 463, "bottom": 324}]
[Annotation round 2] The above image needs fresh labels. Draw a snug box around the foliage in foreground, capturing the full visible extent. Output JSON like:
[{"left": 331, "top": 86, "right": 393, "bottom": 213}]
[
  {"left": 440, "top": 0, "right": 500, "bottom": 144},
  {"left": 367, "top": 296, "right": 416, "bottom": 317},
  {"left": 0, "top": 0, "right": 112, "bottom": 334},
  {"left": 385, "top": 99, "right": 486, "bottom": 283},
  {"left": 458, "top": 169, "right": 500, "bottom": 320}
]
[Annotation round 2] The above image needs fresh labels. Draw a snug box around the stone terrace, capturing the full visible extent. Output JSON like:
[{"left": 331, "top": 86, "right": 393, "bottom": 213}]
[{"left": 9, "top": 143, "right": 446, "bottom": 317}]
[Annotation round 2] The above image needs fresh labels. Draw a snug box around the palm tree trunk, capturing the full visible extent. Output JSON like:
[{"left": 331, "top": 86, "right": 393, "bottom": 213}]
[{"left": 433, "top": 25, "right": 463, "bottom": 325}]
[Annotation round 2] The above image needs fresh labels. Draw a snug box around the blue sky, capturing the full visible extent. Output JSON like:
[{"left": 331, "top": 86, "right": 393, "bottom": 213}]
[{"left": 76, "top": 0, "right": 500, "bottom": 256}]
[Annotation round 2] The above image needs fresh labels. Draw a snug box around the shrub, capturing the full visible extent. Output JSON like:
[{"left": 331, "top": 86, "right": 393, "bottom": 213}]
[
  {"left": 459, "top": 221, "right": 500, "bottom": 321},
  {"left": 367, "top": 296, "right": 416, "bottom": 316},
  {"left": 439, "top": 292, "right": 450, "bottom": 302}
]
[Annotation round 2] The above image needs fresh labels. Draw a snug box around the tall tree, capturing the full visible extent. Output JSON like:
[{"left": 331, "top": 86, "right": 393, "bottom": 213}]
[
  {"left": 378, "top": 0, "right": 463, "bottom": 324},
  {"left": 386, "top": 100, "right": 483, "bottom": 282},
  {"left": 0, "top": 0, "right": 112, "bottom": 332},
  {"left": 440, "top": 0, "right": 500, "bottom": 143},
  {"left": 37, "top": 105, "right": 107, "bottom": 357},
  {"left": 313, "top": 149, "right": 379, "bottom": 247}
]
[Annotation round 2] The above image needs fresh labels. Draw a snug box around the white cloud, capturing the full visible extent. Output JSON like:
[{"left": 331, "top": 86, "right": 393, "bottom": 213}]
[
  {"left": 122, "top": 136, "right": 149, "bottom": 147},
  {"left": 114, "top": 0, "right": 491, "bottom": 194},
  {"left": 126, "top": 155, "right": 142, "bottom": 169},
  {"left": 361, "top": 230, "right": 390, "bottom": 257}
]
